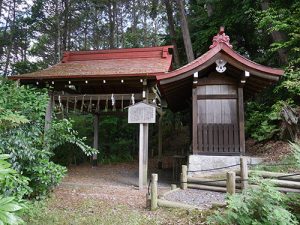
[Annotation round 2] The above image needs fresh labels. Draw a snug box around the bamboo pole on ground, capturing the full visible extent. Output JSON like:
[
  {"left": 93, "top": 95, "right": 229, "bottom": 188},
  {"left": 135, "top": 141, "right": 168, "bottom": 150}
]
[
  {"left": 151, "top": 174, "right": 158, "bottom": 210},
  {"left": 226, "top": 171, "right": 236, "bottom": 195}
]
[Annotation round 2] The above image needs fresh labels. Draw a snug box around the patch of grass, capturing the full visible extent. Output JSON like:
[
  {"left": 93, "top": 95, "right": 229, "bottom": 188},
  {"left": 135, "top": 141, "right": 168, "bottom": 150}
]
[
  {"left": 251, "top": 142, "right": 300, "bottom": 173},
  {"left": 24, "top": 198, "right": 157, "bottom": 225},
  {"left": 23, "top": 196, "right": 213, "bottom": 225}
]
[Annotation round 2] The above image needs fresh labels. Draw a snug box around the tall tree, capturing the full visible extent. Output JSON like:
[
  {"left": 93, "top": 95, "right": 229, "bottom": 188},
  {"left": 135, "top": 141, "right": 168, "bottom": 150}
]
[
  {"left": 164, "top": 0, "right": 180, "bottom": 66},
  {"left": 260, "top": 0, "right": 288, "bottom": 65},
  {"left": 176, "top": 0, "right": 194, "bottom": 63}
]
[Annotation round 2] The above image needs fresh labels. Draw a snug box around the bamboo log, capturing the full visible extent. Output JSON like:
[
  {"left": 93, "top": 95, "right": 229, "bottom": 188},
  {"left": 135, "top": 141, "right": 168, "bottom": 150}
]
[
  {"left": 271, "top": 179, "right": 300, "bottom": 189},
  {"left": 187, "top": 183, "right": 227, "bottom": 192},
  {"left": 236, "top": 170, "right": 300, "bottom": 181},
  {"left": 161, "top": 188, "right": 180, "bottom": 199},
  {"left": 187, "top": 177, "right": 242, "bottom": 188},
  {"left": 171, "top": 184, "right": 177, "bottom": 190},
  {"left": 157, "top": 199, "right": 199, "bottom": 210}
]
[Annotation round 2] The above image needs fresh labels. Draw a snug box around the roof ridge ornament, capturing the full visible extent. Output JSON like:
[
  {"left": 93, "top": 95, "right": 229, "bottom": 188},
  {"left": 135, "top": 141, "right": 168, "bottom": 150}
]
[{"left": 209, "top": 26, "right": 233, "bottom": 49}]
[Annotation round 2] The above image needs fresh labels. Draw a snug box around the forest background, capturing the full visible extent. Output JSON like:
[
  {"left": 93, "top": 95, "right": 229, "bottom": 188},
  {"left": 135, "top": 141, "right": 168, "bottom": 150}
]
[
  {"left": 0, "top": 0, "right": 300, "bottom": 162},
  {"left": 0, "top": 0, "right": 300, "bottom": 224}
]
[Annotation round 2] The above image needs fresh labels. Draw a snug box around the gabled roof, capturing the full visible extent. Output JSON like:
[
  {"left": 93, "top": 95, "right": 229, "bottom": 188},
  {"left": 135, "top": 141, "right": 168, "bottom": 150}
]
[
  {"left": 157, "top": 39, "right": 283, "bottom": 84},
  {"left": 157, "top": 29, "right": 284, "bottom": 111},
  {"left": 10, "top": 46, "right": 173, "bottom": 80}
]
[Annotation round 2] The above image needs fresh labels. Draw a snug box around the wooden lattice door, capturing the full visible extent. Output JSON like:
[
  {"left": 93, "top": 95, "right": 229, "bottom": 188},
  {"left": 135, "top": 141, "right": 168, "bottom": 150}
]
[{"left": 193, "top": 73, "right": 244, "bottom": 155}]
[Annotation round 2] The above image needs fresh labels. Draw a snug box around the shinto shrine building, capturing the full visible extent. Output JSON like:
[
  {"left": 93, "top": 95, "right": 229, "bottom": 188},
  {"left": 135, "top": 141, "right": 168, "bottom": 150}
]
[{"left": 10, "top": 29, "right": 284, "bottom": 187}]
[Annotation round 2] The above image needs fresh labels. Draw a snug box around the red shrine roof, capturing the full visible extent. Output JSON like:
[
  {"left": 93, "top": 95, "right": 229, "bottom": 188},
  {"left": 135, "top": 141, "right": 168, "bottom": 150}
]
[
  {"left": 157, "top": 28, "right": 284, "bottom": 110},
  {"left": 157, "top": 31, "right": 283, "bottom": 84},
  {"left": 10, "top": 46, "right": 173, "bottom": 80}
]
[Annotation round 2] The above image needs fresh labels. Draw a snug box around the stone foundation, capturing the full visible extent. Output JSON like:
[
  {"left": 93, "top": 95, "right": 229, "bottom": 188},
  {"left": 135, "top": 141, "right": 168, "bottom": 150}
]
[{"left": 188, "top": 155, "right": 263, "bottom": 177}]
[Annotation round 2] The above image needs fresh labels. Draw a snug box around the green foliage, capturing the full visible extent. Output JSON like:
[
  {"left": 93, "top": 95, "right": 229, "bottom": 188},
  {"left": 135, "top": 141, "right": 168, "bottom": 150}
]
[
  {"left": 11, "top": 61, "right": 43, "bottom": 75},
  {"left": 0, "top": 154, "right": 25, "bottom": 225},
  {"left": 0, "top": 79, "right": 97, "bottom": 198},
  {"left": 28, "top": 160, "right": 66, "bottom": 197},
  {"left": 257, "top": 1, "right": 300, "bottom": 66},
  {"left": 207, "top": 179, "right": 298, "bottom": 225},
  {"left": 0, "top": 196, "right": 24, "bottom": 225},
  {"left": 289, "top": 142, "right": 300, "bottom": 165},
  {"left": 245, "top": 101, "right": 285, "bottom": 141}
]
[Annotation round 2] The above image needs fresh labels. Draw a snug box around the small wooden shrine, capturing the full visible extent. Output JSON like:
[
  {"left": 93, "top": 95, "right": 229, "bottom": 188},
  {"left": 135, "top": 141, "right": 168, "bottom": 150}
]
[{"left": 157, "top": 28, "right": 284, "bottom": 155}]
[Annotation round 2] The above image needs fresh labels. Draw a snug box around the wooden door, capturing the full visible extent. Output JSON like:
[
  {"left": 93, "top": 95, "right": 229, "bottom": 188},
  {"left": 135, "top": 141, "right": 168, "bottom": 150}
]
[{"left": 193, "top": 73, "right": 243, "bottom": 155}]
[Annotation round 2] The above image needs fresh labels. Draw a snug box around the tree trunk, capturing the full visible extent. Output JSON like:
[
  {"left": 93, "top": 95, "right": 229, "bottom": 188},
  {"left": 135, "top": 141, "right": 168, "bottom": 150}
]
[
  {"left": 206, "top": 2, "right": 214, "bottom": 17},
  {"left": 176, "top": 0, "right": 194, "bottom": 63},
  {"left": 62, "top": 0, "right": 69, "bottom": 51},
  {"left": 108, "top": 1, "right": 116, "bottom": 49},
  {"left": 164, "top": 0, "right": 180, "bottom": 66},
  {"left": 54, "top": 0, "right": 61, "bottom": 63},
  {"left": 3, "top": 0, "right": 16, "bottom": 77},
  {"left": 261, "top": 0, "right": 288, "bottom": 65},
  {"left": 0, "top": 0, "right": 3, "bottom": 18}
]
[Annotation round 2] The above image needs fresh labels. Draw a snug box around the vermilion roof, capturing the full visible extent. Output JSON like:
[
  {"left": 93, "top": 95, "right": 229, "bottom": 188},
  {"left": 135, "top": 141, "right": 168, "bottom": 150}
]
[
  {"left": 157, "top": 30, "right": 284, "bottom": 111},
  {"left": 157, "top": 43, "right": 283, "bottom": 84},
  {"left": 11, "top": 46, "right": 173, "bottom": 80}
]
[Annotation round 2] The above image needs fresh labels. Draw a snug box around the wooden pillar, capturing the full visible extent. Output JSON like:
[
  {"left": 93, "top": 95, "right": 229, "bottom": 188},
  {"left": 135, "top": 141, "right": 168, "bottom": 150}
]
[
  {"left": 44, "top": 92, "right": 53, "bottom": 133},
  {"left": 226, "top": 171, "right": 236, "bottom": 195},
  {"left": 240, "top": 157, "right": 249, "bottom": 190},
  {"left": 158, "top": 109, "right": 163, "bottom": 169},
  {"left": 192, "top": 88, "right": 198, "bottom": 153},
  {"left": 93, "top": 114, "right": 99, "bottom": 166},
  {"left": 139, "top": 79, "right": 149, "bottom": 188},
  {"left": 238, "top": 87, "right": 245, "bottom": 154},
  {"left": 139, "top": 123, "right": 144, "bottom": 190},
  {"left": 150, "top": 173, "right": 158, "bottom": 210},
  {"left": 143, "top": 123, "right": 149, "bottom": 186},
  {"left": 180, "top": 165, "right": 187, "bottom": 190}
]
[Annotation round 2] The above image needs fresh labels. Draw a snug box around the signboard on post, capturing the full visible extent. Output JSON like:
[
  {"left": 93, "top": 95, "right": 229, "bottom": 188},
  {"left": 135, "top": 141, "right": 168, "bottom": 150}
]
[
  {"left": 128, "top": 102, "right": 156, "bottom": 190},
  {"left": 128, "top": 102, "right": 156, "bottom": 124}
]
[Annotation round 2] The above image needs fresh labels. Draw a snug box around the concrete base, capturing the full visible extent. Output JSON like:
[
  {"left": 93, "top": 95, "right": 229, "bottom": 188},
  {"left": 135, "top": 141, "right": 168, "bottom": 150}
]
[{"left": 188, "top": 155, "right": 263, "bottom": 177}]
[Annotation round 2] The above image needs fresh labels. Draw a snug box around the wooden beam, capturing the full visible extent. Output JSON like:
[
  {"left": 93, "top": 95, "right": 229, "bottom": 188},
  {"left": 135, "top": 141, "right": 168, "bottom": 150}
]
[
  {"left": 143, "top": 123, "right": 149, "bottom": 186},
  {"left": 192, "top": 88, "right": 198, "bottom": 153},
  {"left": 158, "top": 110, "right": 163, "bottom": 169},
  {"left": 53, "top": 93, "right": 145, "bottom": 101},
  {"left": 139, "top": 123, "right": 144, "bottom": 190},
  {"left": 93, "top": 114, "right": 99, "bottom": 166},
  {"left": 238, "top": 87, "right": 245, "bottom": 154},
  {"left": 197, "top": 94, "right": 237, "bottom": 100}
]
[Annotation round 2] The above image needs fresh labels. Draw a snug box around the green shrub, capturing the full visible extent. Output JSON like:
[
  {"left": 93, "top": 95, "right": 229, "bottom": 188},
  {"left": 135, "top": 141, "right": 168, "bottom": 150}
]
[
  {"left": 207, "top": 179, "right": 298, "bottom": 225},
  {"left": 0, "top": 154, "right": 25, "bottom": 225},
  {"left": 0, "top": 79, "right": 97, "bottom": 198}
]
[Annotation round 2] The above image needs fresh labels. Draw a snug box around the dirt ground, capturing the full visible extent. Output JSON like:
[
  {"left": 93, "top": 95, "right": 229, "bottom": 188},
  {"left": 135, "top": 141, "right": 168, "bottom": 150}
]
[
  {"left": 57, "top": 161, "right": 170, "bottom": 209},
  {"left": 246, "top": 139, "right": 292, "bottom": 161},
  {"left": 44, "top": 161, "right": 211, "bottom": 224}
]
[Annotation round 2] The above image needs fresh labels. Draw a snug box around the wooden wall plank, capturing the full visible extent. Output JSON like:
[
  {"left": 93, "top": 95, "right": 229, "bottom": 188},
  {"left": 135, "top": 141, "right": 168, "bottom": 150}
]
[
  {"left": 192, "top": 88, "right": 198, "bottom": 153},
  {"left": 228, "top": 124, "right": 234, "bottom": 152},
  {"left": 238, "top": 87, "right": 245, "bottom": 155},
  {"left": 218, "top": 124, "right": 223, "bottom": 152},
  {"left": 234, "top": 123, "right": 239, "bottom": 152},
  {"left": 213, "top": 124, "right": 218, "bottom": 152},
  {"left": 208, "top": 124, "right": 213, "bottom": 152},
  {"left": 224, "top": 124, "right": 229, "bottom": 153},
  {"left": 198, "top": 124, "right": 203, "bottom": 152},
  {"left": 203, "top": 124, "right": 208, "bottom": 152}
]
